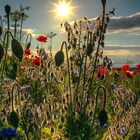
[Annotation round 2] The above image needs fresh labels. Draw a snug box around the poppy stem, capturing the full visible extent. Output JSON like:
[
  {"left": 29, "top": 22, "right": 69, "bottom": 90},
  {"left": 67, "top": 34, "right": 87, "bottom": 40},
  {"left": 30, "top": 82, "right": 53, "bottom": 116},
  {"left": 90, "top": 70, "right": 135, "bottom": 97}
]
[
  {"left": 20, "top": 13, "right": 24, "bottom": 41},
  {"left": 11, "top": 83, "right": 22, "bottom": 115},
  {"left": 25, "top": 33, "right": 32, "bottom": 50},
  {"left": 0, "top": 31, "right": 14, "bottom": 85},
  {"left": 61, "top": 41, "right": 73, "bottom": 113},
  {"left": 86, "top": 3, "right": 106, "bottom": 106},
  {"left": 92, "top": 85, "right": 106, "bottom": 124}
]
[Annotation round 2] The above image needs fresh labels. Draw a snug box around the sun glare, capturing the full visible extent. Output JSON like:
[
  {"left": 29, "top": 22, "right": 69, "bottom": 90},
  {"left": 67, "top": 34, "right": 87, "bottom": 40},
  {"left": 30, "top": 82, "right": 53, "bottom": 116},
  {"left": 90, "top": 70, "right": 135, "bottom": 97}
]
[
  {"left": 58, "top": 2, "right": 69, "bottom": 17},
  {"left": 51, "top": 0, "right": 76, "bottom": 20}
]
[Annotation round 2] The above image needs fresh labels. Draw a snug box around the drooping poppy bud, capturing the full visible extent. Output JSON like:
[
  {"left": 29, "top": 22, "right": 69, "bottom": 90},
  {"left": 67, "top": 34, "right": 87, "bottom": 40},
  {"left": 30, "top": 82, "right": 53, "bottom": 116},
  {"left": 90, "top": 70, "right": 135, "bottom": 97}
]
[
  {"left": 8, "top": 111, "right": 19, "bottom": 129},
  {"left": 5, "top": 5, "right": 11, "bottom": 15},
  {"left": 0, "top": 43, "right": 4, "bottom": 62},
  {"left": 54, "top": 50, "right": 64, "bottom": 67},
  {"left": 11, "top": 39, "right": 23, "bottom": 61},
  {"left": 98, "top": 109, "right": 108, "bottom": 126},
  {"left": 0, "top": 26, "right": 3, "bottom": 36}
]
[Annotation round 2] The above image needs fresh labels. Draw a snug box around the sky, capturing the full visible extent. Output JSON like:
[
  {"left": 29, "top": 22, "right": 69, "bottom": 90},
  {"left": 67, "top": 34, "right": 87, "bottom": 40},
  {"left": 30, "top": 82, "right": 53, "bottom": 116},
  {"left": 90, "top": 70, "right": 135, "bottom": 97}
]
[{"left": 0, "top": 0, "right": 140, "bottom": 64}]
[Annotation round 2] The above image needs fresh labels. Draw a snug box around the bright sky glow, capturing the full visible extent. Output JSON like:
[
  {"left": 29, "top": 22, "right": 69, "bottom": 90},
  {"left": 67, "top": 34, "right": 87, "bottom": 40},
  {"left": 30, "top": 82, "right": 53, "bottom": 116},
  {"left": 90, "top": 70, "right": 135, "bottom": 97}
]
[
  {"left": 51, "top": 0, "right": 76, "bottom": 20},
  {"left": 57, "top": 2, "right": 69, "bottom": 16}
]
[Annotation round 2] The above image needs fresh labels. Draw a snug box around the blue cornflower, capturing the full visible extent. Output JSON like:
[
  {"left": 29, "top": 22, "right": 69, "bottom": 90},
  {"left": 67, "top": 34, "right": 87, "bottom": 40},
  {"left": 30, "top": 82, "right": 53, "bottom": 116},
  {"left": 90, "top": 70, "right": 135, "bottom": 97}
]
[{"left": 0, "top": 128, "right": 18, "bottom": 138}]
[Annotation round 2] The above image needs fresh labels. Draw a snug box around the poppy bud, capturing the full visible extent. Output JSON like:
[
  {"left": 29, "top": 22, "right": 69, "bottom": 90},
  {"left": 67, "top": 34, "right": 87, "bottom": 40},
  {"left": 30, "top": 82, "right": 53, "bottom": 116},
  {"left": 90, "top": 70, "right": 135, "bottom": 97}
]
[
  {"left": 11, "top": 39, "right": 23, "bottom": 61},
  {"left": 5, "top": 5, "right": 11, "bottom": 15},
  {"left": 98, "top": 109, "right": 108, "bottom": 126},
  {"left": 101, "top": 0, "right": 106, "bottom": 7},
  {"left": 54, "top": 50, "right": 64, "bottom": 67},
  {"left": 0, "top": 43, "right": 4, "bottom": 62},
  {"left": 0, "top": 26, "right": 2, "bottom": 36},
  {"left": 8, "top": 111, "right": 19, "bottom": 129}
]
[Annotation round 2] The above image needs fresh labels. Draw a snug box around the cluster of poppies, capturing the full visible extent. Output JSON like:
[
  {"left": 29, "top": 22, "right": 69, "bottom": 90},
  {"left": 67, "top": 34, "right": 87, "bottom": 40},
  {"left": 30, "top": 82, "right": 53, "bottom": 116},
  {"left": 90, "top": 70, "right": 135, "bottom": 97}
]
[
  {"left": 121, "top": 63, "right": 140, "bottom": 79},
  {"left": 24, "top": 51, "right": 41, "bottom": 67},
  {"left": 24, "top": 35, "right": 48, "bottom": 66}
]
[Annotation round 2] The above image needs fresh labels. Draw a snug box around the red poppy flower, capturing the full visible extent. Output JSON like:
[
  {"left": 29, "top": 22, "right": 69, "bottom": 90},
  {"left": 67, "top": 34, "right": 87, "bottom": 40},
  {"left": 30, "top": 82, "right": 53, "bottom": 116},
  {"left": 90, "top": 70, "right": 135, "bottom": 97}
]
[
  {"left": 99, "top": 67, "right": 107, "bottom": 74},
  {"left": 25, "top": 49, "right": 31, "bottom": 56},
  {"left": 133, "top": 70, "right": 140, "bottom": 75},
  {"left": 136, "top": 64, "right": 140, "bottom": 68},
  {"left": 125, "top": 71, "right": 133, "bottom": 79},
  {"left": 36, "top": 35, "right": 48, "bottom": 43},
  {"left": 121, "top": 64, "right": 130, "bottom": 72},
  {"left": 34, "top": 57, "right": 41, "bottom": 66}
]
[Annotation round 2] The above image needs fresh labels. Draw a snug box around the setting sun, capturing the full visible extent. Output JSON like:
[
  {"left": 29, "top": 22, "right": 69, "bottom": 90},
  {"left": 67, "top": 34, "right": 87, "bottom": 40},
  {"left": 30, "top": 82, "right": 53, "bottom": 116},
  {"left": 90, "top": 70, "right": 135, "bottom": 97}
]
[
  {"left": 51, "top": 0, "right": 76, "bottom": 19},
  {"left": 57, "top": 2, "right": 69, "bottom": 16}
]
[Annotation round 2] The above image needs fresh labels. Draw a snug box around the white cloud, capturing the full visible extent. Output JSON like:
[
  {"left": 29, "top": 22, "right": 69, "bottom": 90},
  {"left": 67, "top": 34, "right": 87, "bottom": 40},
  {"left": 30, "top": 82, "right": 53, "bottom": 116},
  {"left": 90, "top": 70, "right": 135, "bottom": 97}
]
[{"left": 90, "top": 12, "right": 140, "bottom": 35}]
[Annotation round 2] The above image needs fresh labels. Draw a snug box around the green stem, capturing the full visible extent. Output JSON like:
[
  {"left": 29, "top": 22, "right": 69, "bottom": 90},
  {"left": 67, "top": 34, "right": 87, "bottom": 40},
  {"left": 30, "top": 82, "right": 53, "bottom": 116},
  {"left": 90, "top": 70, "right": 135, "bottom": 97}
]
[
  {"left": 93, "top": 85, "right": 106, "bottom": 123},
  {"left": 80, "top": 31, "right": 91, "bottom": 110},
  {"left": 11, "top": 83, "right": 21, "bottom": 115},
  {"left": 0, "top": 16, "right": 3, "bottom": 36},
  {"left": 0, "top": 31, "right": 14, "bottom": 84},
  {"left": 20, "top": 13, "right": 24, "bottom": 41},
  {"left": 25, "top": 33, "right": 32, "bottom": 50},
  {"left": 61, "top": 41, "right": 72, "bottom": 113},
  {"left": 86, "top": 5, "right": 106, "bottom": 105},
  {"left": 14, "top": 20, "right": 17, "bottom": 38}
]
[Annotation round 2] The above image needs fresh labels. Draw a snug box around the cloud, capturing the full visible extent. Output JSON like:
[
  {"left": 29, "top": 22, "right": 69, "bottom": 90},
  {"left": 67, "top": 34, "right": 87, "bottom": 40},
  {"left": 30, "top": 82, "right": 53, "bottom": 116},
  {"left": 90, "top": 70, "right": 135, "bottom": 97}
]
[
  {"left": 3, "top": 26, "right": 36, "bottom": 37},
  {"left": 105, "top": 45, "right": 140, "bottom": 50},
  {"left": 104, "top": 50, "right": 139, "bottom": 56},
  {"left": 90, "top": 12, "right": 140, "bottom": 34},
  {"left": 22, "top": 28, "right": 36, "bottom": 37},
  {"left": 102, "top": 44, "right": 140, "bottom": 64}
]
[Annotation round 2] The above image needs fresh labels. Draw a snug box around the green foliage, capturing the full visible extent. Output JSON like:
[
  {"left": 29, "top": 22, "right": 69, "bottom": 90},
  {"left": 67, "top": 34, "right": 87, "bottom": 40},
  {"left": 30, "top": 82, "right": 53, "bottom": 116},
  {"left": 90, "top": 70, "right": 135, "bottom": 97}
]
[{"left": 65, "top": 111, "right": 92, "bottom": 140}]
